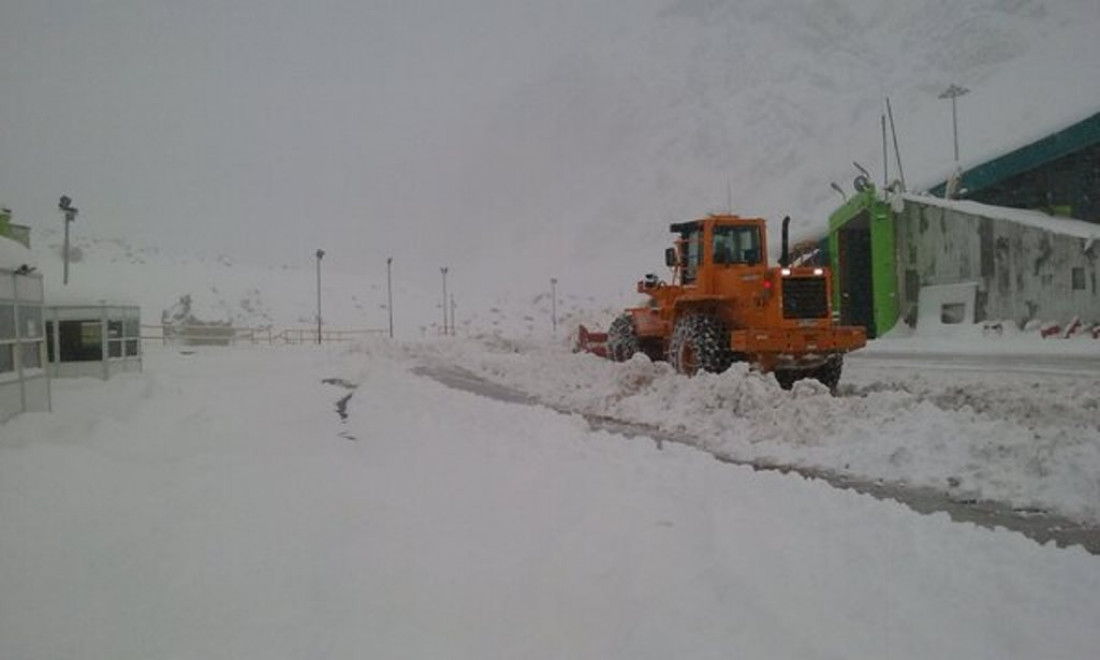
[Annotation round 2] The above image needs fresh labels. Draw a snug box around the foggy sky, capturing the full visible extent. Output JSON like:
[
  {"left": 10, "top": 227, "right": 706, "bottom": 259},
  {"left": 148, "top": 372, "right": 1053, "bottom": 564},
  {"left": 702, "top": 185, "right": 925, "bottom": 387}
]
[{"left": 0, "top": 0, "right": 648, "bottom": 272}]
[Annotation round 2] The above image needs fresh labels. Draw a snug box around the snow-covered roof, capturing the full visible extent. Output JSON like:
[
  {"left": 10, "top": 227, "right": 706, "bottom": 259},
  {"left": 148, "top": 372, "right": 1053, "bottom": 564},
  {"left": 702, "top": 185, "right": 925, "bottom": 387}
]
[
  {"left": 902, "top": 193, "right": 1100, "bottom": 242},
  {"left": 922, "top": 110, "right": 1100, "bottom": 196},
  {"left": 0, "top": 235, "right": 37, "bottom": 271}
]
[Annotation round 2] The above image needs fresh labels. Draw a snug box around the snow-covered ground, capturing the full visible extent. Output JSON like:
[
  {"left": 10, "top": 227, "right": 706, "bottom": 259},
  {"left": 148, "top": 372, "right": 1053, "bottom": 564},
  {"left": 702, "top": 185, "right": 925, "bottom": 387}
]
[
  {"left": 405, "top": 333, "right": 1100, "bottom": 527},
  {"left": 3, "top": 2, "right": 1099, "bottom": 655},
  {"left": 2, "top": 343, "right": 1099, "bottom": 659}
]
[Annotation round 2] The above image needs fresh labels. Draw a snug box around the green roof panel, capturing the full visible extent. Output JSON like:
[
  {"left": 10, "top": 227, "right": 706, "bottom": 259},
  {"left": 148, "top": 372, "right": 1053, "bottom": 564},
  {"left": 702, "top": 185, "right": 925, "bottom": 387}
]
[{"left": 930, "top": 111, "right": 1100, "bottom": 197}]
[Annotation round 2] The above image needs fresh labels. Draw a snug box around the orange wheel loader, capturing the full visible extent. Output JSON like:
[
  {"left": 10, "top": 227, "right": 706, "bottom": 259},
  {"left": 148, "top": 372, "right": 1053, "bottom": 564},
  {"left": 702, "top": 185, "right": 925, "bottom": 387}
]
[{"left": 576, "top": 214, "right": 866, "bottom": 391}]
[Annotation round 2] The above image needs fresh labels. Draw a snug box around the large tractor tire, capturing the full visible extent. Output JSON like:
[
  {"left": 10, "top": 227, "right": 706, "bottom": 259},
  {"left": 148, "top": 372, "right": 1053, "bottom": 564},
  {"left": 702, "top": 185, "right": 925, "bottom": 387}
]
[
  {"left": 668, "top": 315, "right": 733, "bottom": 375},
  {"left": 813, "top": 355, "right": 844, "bottom": 392},
  {"left": 774, "top": 355, "right": 844, "bottom": 393},
  {"left": 606, "top": 314, "right": 641, "bottom": 362},
  {"left": 773, "top": 369, "right": 801, "bottom": 391}
]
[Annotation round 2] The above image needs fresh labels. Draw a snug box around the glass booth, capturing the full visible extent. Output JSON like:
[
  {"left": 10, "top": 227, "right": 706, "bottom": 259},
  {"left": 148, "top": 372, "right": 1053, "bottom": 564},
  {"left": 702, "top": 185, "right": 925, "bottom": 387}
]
[
  {"left": 0, "top": 265, "right": 50, "bottom": 423},
  {"left": 45, "top": 305, "right": 142, "bottom": 380}
]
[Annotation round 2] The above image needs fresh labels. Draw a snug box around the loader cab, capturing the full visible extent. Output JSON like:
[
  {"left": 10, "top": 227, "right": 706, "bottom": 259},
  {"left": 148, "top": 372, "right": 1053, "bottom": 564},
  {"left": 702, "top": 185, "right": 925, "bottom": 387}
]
[{"left": 670, "top": 216, "right": 769, "bottom": 287}]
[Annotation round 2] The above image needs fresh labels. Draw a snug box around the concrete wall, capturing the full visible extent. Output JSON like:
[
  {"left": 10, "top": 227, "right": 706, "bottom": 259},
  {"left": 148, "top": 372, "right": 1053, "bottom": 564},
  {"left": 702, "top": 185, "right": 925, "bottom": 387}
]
[{"left": 896, "top": 201, "right": 1100, "bottom": 328}]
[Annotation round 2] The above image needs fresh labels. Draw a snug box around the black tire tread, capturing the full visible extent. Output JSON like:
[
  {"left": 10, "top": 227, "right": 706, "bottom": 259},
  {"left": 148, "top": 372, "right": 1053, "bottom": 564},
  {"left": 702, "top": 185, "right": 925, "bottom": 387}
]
[
  {"left": 668, "top": 315, "right": 733, "bottom": 375},
  {"left": 607, "top": 314, "right": 641, "bottom": 362}
]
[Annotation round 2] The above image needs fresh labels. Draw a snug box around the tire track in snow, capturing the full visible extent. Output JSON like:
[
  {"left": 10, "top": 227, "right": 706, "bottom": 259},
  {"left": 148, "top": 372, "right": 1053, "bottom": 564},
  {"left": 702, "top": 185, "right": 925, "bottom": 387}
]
[{"left": 414, "top": 364, "right": 1100, "bottom": 555}]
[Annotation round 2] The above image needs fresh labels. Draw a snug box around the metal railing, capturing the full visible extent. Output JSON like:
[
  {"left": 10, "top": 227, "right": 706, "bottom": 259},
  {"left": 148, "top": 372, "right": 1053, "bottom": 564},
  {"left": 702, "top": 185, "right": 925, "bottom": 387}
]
[{"left": 141, "top": 325, "right": 387, "bottom": 346}]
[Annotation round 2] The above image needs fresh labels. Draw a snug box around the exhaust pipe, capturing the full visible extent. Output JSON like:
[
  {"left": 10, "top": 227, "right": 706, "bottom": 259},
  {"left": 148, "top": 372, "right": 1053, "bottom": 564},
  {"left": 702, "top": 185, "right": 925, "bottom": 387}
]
[{"left": 779, "top": 215, "right": 790, "bottom": 267}]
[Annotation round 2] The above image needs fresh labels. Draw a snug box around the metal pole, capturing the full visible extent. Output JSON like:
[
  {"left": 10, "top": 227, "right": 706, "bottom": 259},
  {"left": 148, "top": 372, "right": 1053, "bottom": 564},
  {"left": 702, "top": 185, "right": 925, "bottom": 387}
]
[
  {"left": 881, "top": 113, "right": 889, "bottom": 188},
  {"left": 951, "top": 95, "right": 959, "bottom": 162},
  {"left": 450, "top": 294, "right": 456, "bottom": 336},
  {"left": 440, "top": 267, "right": 449, "bottom": 335},
  {"left": 58, "top": 196, "right": 77, "bottom": 286},
  {"left": 386, "top": 257, "right": 394, "bottom": 339},
  {"left": 315, "top": 249, "right": 325, "bottom": 345},
  {"left": 938, "top": 84, "right": 969, "bottom": 164},
  {"left": 550, "top": 278, "right": 558, "bottom": 335},
  {"left": 886, "top": 97, "right": 906, "bottom": 190},
  {"left": 12, "top": 273, "right": 25, "bottom": 412},
  {"left": 100, "top": 304, "right": 108, "bottom": 381},
  {"left": 63, "top": 218, "right": 70, "bottom": 285}
]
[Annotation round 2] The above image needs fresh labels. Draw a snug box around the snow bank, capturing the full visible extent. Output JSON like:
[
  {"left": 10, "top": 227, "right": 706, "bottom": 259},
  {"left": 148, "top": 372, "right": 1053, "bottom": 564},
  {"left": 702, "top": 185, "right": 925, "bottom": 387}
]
[{"left": 404, "top": 335, "right": 1100, "bottom": 525}]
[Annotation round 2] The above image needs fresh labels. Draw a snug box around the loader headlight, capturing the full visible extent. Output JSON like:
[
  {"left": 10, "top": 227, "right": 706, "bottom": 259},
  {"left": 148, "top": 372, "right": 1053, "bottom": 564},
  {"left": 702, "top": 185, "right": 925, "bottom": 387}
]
[
  {"left": 780, "top": 268, "right": 791, "bottom": 276},
  {"left": 813, "top": 268, "right": 824, "bottom": 276}
]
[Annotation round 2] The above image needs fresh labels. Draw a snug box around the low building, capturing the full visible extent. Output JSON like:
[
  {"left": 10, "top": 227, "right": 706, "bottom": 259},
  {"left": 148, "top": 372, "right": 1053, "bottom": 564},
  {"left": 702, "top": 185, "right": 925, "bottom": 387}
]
[
  {"left": 828, "top": 188, "right": 1100, "bottom": 337},
  {"left": 0, "top": 236, "right": 50, "bottom": 423},
  {"left": 929, "top": 111, "right": 1100, "bottom": 222},
  {"left": 828, "top": 110, "right": 1100, "bottom": 337},
  {"left": 45, "top": 302, "right": 142, "bottom": 380}
]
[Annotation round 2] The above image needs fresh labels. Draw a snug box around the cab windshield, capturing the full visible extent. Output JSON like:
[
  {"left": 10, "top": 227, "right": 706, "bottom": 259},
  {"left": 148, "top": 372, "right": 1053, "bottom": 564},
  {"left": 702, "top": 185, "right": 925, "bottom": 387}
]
[{"left": 712, "top": 225, "right": 762, "bottom": 265}]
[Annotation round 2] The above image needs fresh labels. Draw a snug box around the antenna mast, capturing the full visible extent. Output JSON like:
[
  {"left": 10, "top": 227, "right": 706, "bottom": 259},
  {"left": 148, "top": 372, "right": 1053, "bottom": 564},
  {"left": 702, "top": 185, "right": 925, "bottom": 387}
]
[
  {"left": 881, "top": 111, "right": 889, "bottom": 188},
  {"left": 886, "top": 97, "right": 906, "bottom": 190}
]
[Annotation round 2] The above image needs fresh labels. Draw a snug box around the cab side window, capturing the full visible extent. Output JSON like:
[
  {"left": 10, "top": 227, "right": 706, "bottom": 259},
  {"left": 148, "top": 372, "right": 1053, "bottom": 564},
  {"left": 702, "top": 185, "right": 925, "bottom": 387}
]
[{"left": 683, "top": 231, "right": 702, "bottom": 284}]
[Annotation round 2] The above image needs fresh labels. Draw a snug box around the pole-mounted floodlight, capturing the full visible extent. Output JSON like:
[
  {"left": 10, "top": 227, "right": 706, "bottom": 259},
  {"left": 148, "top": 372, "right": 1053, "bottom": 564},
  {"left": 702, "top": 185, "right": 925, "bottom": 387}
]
[
  {"left": 386, "top": 257, "right": 394, "bottom": 339},
  {"left": 58, "top": 195, "right": 79, "bottom": 285},
  {"left": 440, "top": 267, "right": 449, "bottom": 335},
  {"left": 829, "top": 182, "right": 847, "bottom": 201},
  {"left": 315, "top": 249, "right": 325, "bottom": 345},
  {"left": 938, "top": 84, "right": 969, "bottom": 163}
]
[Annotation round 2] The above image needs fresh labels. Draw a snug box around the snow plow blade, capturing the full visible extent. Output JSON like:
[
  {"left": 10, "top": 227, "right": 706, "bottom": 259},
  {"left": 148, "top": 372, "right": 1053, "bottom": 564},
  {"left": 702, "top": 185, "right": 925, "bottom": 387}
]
[{"left": 575, "top": 324, "right": 609, "bottom": 358}]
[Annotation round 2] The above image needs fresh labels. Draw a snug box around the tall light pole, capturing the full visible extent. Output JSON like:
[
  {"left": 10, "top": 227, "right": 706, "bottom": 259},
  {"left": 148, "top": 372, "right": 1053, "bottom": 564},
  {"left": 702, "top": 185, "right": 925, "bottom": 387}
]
[
  {"left": 440, "top": 266, "right": 449, "bottom": 336},
  {"left": 315, "top": 249, "right": 325, "bottom": 345},
  {"left": 58, "top": 195, "right": 78, "bottom": 285},
  {"left": 938, "top": 84, "right": 969, "bottom": 163},
  {"left": 386, "top": 257, "right": 394, "bottom": 339},
  {"left": 550, "top": 278, "right": 558, "bottom": 335}
]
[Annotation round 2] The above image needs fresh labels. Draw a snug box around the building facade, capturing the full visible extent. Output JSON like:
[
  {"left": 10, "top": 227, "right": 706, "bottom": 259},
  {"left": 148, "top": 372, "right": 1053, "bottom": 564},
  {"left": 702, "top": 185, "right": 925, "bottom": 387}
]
[
  {"left": 828, "top": 110, "right": 1100, "bottom": 337},
  {"left": 0, "top": 237, "right": 50, "bottom": 423},
  {"left": 828, "top": 189, "right": 1100, "bottom": 337}
]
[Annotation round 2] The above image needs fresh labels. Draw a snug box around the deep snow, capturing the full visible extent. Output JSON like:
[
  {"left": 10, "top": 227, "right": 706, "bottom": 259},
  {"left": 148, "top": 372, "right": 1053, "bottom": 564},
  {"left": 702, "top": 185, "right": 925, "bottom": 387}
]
[
  {"left": 1, "top": 343, "right": 1099, "bottom": 659},
  {"left": 406, "top": 333, "right": 1100, "bottom": 526},
  {"left": 2, "top": 2, "right": 1099, "bottom": 653}
]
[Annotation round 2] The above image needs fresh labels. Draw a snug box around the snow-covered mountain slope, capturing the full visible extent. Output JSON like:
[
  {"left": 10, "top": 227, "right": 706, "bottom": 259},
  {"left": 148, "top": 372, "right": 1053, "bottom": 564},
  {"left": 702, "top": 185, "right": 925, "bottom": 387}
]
[
  {"left": 28, "top": 227, "right": 606, "bottom": 337},
  {"left": 451, "top": 0, "right": 1100, "bottom": 295},
  {"left": 29, "top": 229, "right": 397, "bottom": 331},
  {"left": 10, "top": 0, "right": 1099, "bottom": 330}
]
